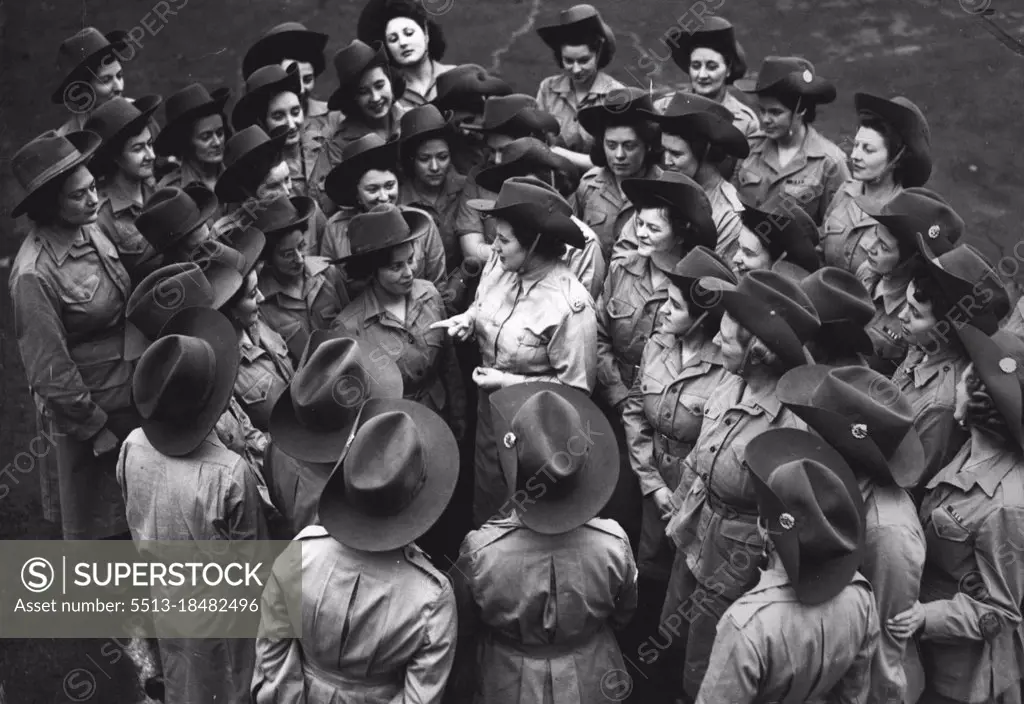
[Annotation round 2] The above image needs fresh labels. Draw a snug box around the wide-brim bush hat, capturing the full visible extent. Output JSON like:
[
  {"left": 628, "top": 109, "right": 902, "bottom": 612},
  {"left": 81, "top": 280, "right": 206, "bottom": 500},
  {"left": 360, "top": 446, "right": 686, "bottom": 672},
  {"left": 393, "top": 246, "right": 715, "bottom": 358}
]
[
  {"left": 242, "top": 22, "right": 329, "bottom": 80},
  {"left": 735, "top": 56, "right": 836, "bottom": 105},
  {"left": 854, "top": 93, "right": 931, "bottom": 188},
  {"left": 468, "top": 175, "right": 585, "bottom": 249},
  {"left": 669, "top": 16, "right": 747, "bottom": 84},
  {"left": 51, "top": 27, "right": 128, "bottom": 105},
  {"left": 536, "top": 4, "right": 616, "bottom": 69},
  {"left": 323, "top": 133, "right": 401, "bottom": 208},
  {"left": 11, "top": 129, "right": 101, "bottom": 218},
  {"left": 232, "top": 63, "right": 303, "bottom": 132},
  {"left": 950, "top": 326, "right": 1024, "bottom": 451},
  {"left": 84, "top": 94, "right": 163, "bottom": 164},
  {"left": 621, "top": 170, "right": 717, "bottom": 250},
  {"left": 474, "top": 137, "right": 577, "bottom": 194},
  {"left": 214, "top": 125, "right": 290, "bottom": 203},
  {"left": 798, "top": 266, "right": 874, "bottom": 355},
  {"left": 155, "top": 84, "right": 232, "bottom": 157}
]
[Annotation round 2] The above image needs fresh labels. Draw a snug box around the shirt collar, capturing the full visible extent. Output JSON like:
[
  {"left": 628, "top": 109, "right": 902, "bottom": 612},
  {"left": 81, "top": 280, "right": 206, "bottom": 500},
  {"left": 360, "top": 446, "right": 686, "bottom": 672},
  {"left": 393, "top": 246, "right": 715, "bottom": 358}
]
[
  {"left": 549, "top": 71, "right": 619, "bottom": 99},
  {"left": 739, "top": 368, "right": 784, "bottom": 420},
  {"left": 931, "top": 429, "right": 1019, "bottom": 497},
  {"left": 37, "top": 223, "right": 88, "bottom": 265},
  {"left": 872, "top": 273, "right": 910, "bottom": 315},
  {"left": 518, "top": 258, "right": 558, "bottom": 288},
  {"left": 259, "top": 257, "right": 327, "bottom": 299},
  {"left": 306, "top": 98, "right": 329, "bottom": 118},
  {"left": 912, "top": 346, "right": 963, "bottom": 388},
  {"left": 101, "top": 177, "right": 152, "bottom": 215}
]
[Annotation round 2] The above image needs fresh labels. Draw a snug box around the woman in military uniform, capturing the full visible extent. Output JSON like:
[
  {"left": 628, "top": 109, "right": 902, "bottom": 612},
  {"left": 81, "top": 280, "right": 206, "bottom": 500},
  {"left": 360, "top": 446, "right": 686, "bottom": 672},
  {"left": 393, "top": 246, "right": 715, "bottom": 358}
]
[{"left": 154, "top": 83, "right": 232, "bottom": 193}]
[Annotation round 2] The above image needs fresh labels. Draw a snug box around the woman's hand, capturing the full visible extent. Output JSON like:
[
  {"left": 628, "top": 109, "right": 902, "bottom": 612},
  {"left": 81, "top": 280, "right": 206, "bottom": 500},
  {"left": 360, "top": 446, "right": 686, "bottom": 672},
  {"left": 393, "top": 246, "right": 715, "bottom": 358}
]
[
  {"left": 888, "top": 601, "right": 925, "bottom": 640},
  {"left": 429, "top": 313, "right": 474, "bottom": 342},
  {"left": 652, "top": 487, "right": 676, "bottom": 519},
  {"left": 91, "top": 428, "right": 120, "bottom": 458},
  {"left": 472, "top": 367, "right": 516, "bottom": 391}
]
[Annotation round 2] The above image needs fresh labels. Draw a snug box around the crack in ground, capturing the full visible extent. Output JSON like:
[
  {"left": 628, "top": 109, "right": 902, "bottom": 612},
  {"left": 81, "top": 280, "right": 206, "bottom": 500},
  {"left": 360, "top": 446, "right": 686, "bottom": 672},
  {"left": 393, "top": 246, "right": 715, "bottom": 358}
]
[{"left": 488, "top": 0, "right": 543, "bottom": 76}]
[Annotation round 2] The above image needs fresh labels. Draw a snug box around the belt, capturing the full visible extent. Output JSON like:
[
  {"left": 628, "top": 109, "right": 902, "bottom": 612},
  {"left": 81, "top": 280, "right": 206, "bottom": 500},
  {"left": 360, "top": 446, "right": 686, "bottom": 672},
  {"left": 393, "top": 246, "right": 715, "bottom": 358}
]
[
  {"left": 705, "top": 488, "right": 759, "bottom": 521},
  {"left": 302, "top": 658, "right": 398, "bottom": 691},
  {"left": 488, "top": 627, "right": 599, "bottom": 658}
]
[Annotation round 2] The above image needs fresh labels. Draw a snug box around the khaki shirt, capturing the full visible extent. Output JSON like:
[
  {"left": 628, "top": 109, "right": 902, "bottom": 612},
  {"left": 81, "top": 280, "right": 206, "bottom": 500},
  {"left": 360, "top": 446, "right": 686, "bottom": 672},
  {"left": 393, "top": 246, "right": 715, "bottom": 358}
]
[
  {"left": 95, "top": 178, "right": 160, "bottom": 282},
  {"left": 471, "top": 257, "right": 597, "bottom": 392},
  {"left": 234, "top": 318, "right": 295, "bottom": 432},
  {"left": 821, "top": 180, "right": 898, "bottom": 274},
  {"left": 861, "top": 266, "right": 912, "bottom": 371},
  {"left": 573, "top": 164, "right": 662, "bottom": 262},
  {"left": 454, "top": 166, "right": 500, "bottom": 245},
  {"left": 622, "top": 331, "right": 730, "bottom": 497},
  {"left": 254, "top": 525, "right": 456, "bottom": 704},
  {"left": 562, "top": 216, "right": 607, "bottom": 302},
  {"left": 260, "top": 444, "right": 330, "bottom": 538},
  {"left": 654, "top": 88, "right": 762, "bottom": 143},
  {"left": 536, "top": 71, "right": 624, "bottom": 154},
  {"left": 919, "top": 430, "right": 1024, "bottom": 702},
  {"left": 735, "top": 125, "right": 850, "bottom": 226},
  {"left": 451, "top": 513, "right": 638, "bottom": 704},
  {"left": 400, "top": 169, "right": 468, "bottom": 270},
  {"left": 258, "top": 255, "right": 349, "bottom": 361},
  {"left": 697, "top": 567, "right": 879, "bottom": 704},
  {"left": 892, "top": 346, "right": 970, "bottom": 487},
  {"left": 301, "top": 97, "right": 343, "bottom": 167}
]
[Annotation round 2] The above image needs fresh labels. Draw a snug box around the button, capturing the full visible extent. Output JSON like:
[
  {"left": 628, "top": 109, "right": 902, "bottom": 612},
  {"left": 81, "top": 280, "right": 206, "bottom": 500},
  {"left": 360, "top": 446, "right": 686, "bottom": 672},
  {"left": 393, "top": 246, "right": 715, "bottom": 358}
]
[
  {"left": 663, "top": 411, "right": 671, "bottom": 418},
  {"left": 709, "top": 445, "right": 718, "bottom": 453},
  {"left": 943, "top": 365, "right": 951, "bottom": 372},
  {"left": 724, "top": 418, "right": 734, "bottom": 426}
]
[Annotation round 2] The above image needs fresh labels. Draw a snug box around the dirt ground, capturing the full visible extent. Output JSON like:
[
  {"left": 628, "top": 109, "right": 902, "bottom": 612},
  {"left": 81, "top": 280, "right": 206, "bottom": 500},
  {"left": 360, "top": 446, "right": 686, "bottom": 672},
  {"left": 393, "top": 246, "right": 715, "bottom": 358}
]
[{"left": 1, "top": 0, "right": 1023, "bottom": 700}]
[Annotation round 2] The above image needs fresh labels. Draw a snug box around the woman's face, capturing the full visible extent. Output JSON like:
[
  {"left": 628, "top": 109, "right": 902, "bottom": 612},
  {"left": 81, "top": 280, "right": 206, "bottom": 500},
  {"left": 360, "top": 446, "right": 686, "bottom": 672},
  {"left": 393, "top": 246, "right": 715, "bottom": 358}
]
[
  {"left": 257, "top": 161, "right": 293, "bottom": 200},
  {"left": 484, "top": 133, "right": 516, "bottom": 166},
  {"left": 265, "top": 92, "right": 304, "bottom": 147},
  {"left": 850, "top": 126, "right": 891, "bottom": 183},
  {"left": 898, "top": 280, "right": 939, "bottom": 348},
  {"left": 661, "top": 283, "right": 695, "bottom": 336},
  {"left": 713, "top": 311, "right": 754, "bottom": 373},
  {"left": 90, "top": 58, "right": 124, "bottom": 107},
  {"left": 492, "top": 218, "right": 528, "bottom": 272},
  {"left": 280, "top": 59, "right": 316, "bottom": 103},
  {"left": 561, "top": 44, "right": 598, "bottom": 86},
  {"left": 412, "top": 138, "right": 451, "bottom": 189},
  {"left": 190, "top": 114, "right": 226, "bottom": 165},
  {"left": 689, "top": 47, "right": 728, "bottom": 99},
  {"left": 757, "top": 95, "right": 796, "bottom": 142},
  {"left": 376, "top": 242, "right": 416, "bottom": 298},
  {"left": 953, "top": 362, "right": 976, "bottom": 426},
  {"left": 356, "top": 169, "right": 399, "bottom": 210},
  {"left": 57, "top": 166, "right": 100, "bottom": 226},
  {"left": 115, "top": 127, "right": 155, "bottom": 181},
  {"left": 386, "top": 17, "right": 428, "bottom": 67},
  {"left": 270, "top": 229, "right": 306, "bottom": 279},
  {"left": 635, "top": 207, "right": 675, "bottom": 256},
  {"left": 661, "top": 133, "right": 699, "bottom": 177},
  {"left": 863, "top": 226, "right": 900, "bottom": 275},
  {"left": 732, "top": 229, "right": 772, "bottom": 276},
  {"left": 603, "top": 126, "right": 646, "bottom": 178},
  {"left": 356, "top": 67, "right": 394, "bottom": 121},
  {"left": 228, "top": 270, "right": 264, "bottom": 330}
]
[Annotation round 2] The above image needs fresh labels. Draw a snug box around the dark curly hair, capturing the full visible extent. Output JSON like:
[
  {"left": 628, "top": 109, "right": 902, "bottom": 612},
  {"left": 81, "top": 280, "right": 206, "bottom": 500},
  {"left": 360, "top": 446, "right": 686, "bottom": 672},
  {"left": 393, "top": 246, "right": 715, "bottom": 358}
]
[
  {"left": 343, "top": 246, "right": 397, "bottom": 283},
  {"left": 164, "top": 112, "right": 233, "bottom": 162},
  {"left": 673, "top": 278, "right": 724, "bottom": 338},
  {"left": 764, "top": 89, "right": 818, "bottom": 125},
  {"left": 963, "top": 367, "right": 1014, "bottom": 444},
  {"left": 373, "top": 0, "right": 448, "bottom": 63},
  {"left": 88, "top": 122, "right": 155, "bottom": 181},
  {"left": 400, "top": 132, "right": 453, "bottom": 181},
  {"left": 23, "top": 169, "right": 84, "bottom": 226},
  {"left": 589, "top": 117, "right": 661, "bottom": 170},
  {"left": 499, "top": 219, "right": 568, "bottom": 260},
  {"left": 550, "top": 32, "right": 612, "bottom": 71},
  {"left": 908, "top": 271, "right": 967, "bottom": 355},
  {"left": 857, "top": 111, "right": 910, "bottom": 187},
  {"left": 660, "top": 130, "right": 729, "bottom": 169},
  {"left": 331, "top": 66, "right": 407, "bottom": 124}
]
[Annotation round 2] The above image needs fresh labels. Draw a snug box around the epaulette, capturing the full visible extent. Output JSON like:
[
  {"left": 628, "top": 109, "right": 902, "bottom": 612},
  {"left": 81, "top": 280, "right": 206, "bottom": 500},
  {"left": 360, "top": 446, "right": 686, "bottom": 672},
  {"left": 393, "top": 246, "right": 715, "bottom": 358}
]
[
  {"left": 461, "top": 518, "right": 522, "bottom": 554},
  {"left": 404, "top": 543, "right": 453, "bottom": 591},
  {"left": 559, "top": 275, "right": 589, "bottom": 313},
  {"left": 294, "top": 525, "right": 329, "bottom": 541}
]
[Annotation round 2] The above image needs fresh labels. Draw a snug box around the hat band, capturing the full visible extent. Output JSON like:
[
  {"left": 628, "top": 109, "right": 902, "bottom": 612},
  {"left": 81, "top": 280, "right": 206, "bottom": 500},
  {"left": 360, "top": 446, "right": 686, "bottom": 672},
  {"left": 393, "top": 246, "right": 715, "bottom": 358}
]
[{"left": 23, "top": 149, "right": 84, "bottom": 193}]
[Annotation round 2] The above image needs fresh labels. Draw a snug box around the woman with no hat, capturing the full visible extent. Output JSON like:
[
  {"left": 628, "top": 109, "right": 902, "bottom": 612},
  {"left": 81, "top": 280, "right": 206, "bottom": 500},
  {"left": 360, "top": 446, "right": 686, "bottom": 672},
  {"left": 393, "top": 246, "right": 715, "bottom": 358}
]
[
  {"left": 252, "top": 194, "right": 349, "bottom": 363},
  {"left": 655, "top": 17, "right": 760, "bottom": 144},
  {"left": 8, "top": 129, "right": 137, "bottom": 540},
  {"left": 777, "top": 365, "right": 930, "bottom": 704},
  {"left": 796, "top": 266, "right": 875, "bottom": 366},
  {"left": 616, "top": 91, "right": 751, "bottom": 263},
  {"left": 856, "top": 188, "right": 962, "bottom": 374},
  {"left": 696, "top": 428, "right": 878, "bottom": 703},
  {"left": 730, "top": 195, "right": 822, "bottom": 279},
  {"left": 242, "top": 22, "right": 342, "bottom": 171},
  {"left": 117, "top": 306, "right": 267, "bottom": 703},
  {"left": 253, "top": 396, "right": 458, "bottom": 703},
  {"left": 820, "top": 92, "right": 932, "bottom": 274},
  {"left": 309, "top": 40, "right": 408, "bottom": 213},
  {"left": 734, "top": 56, "right": 850, "bottom": 226},
  {"left": 890, "top": 324, "right": 1024, "bottom": 704},
  {"left": 155, "top": 83, "right": 232, "bottom": 193},
  {"left": 572, "top": 87, "right": 663, "bottom": 261},
  {"left": 431, "top": 177, "right": 599, "bottom": 528},
  {"left": 358, "top": 0, "right": 456, "bottom": 108},
  {"left": 320, "top": 133, "right": 447, "bottom": 294},
  {"left": 86, "top": 95, "right": 164, "bottom": 281},
  {"left": 449, "top": 383, "right": 638, "bottom": 704},
  {"left": 535, "top": 4, "right": 626, "bottom": 171},
  {"left": 659, "top": 269, "right": 818, "bottom": 699}
]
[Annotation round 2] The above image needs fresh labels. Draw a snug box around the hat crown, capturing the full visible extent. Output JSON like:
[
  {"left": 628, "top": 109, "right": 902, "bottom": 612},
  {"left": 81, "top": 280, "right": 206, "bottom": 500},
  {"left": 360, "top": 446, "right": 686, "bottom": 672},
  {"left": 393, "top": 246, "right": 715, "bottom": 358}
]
[
  {"left": 134, "top": 334, "right": 218, "bottom": 420},
  {"left": 400, "top": 104, "right": 449, "bottom": 138},
  {"left": 292, "top": 337, "right": 378, "bottom": 431},
  {"left": 816, "top": 366, "right": 915, "bottom": 454},
  {"left": 758, "top": 56, "right": 814, "bottom": 85},
  {"left": 342, "top": 411, "right": 427, "bottom": 517},
  {"left": 769, "top": 458, "right": 861, "bottom": 561},
  {"left": 433, "top": 64, "right": 512, "bottom": 107},
  {"left": 674, "top": 245, "right": 738, "bottom": 285},
  {"left": 265, "top": 21, "right": 312, "bottom": 36},
  {"left": 137, "top": 187, "right": 204, "bottom": 240},
  {"left": 801, "top": 267, "right": 873, "bottom": 325},
  {"left": 13, "top": 132, "right": 86, "bottom": 193},
  {"left": 931, "top": 244, "right": 1009, "bottom": 326},
  {"left": 57, "top": 27, "right": 111, "bottom": 72},
  {"left": 494, "top": 176, "right": 571, "bottom": 215},
  {"left": 341, "top": 133, "right": 391, "bottom": 162},
  {"left": 482, "top": 94, "right": 538, "bottom": 128},
  {"left": 84, "top": 97, "right": 148, "bottom": 140},
  {"left": 127, "top": 263, "right": 215, "bottom": 337},
  {"left": 164, "top": 83, "right": 216, "bottom": 122},
  {"left": 881, "top": 189, "right": 963, "bottom": 249},
  {"left": 558, "top": 3, "right": 600, "bottom": 23},
  {"left": 740, "top": 270, "right": 820, "bottom": 342},
  {"left": 253, "top": 195, "right": 306, "bottom": 234},
  {"left": 222, "top": 125, "right": 278, "bottom": 168},
  {"left": 347, "top": 205, "right": 412, "bottom": 255},
  {"left": 245, "top": 64, "right": 292, "bottom": 93},
  {"left": 662, "top": 91, "right": 733, "bottom": 122},
  {"left": 334, "top": 40, "right": 383, "bottom": 85},
  {"left": 511, "top": 391, "right": 589, "bottom": 498}
]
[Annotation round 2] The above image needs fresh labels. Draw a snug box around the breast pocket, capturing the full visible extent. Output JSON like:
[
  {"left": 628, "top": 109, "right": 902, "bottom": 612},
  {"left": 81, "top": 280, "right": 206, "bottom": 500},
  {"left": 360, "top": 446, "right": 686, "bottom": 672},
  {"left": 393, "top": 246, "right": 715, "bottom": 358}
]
[
  {"left": 110, "top": 220, "right": 150, "bottom": 255},
  {"left": 606, "top": 297, "right": 637, "bottom": 322},
  {"left": 927, "top": 505, "right": 975, "bottom": 577},
  {"left": 514, "top": 329, "right": 548, "bottom": 367},
  {"left": 236, "top": 366, "right": 275, "bottom": 406},
  {"left": 584, "top": 209, "right": 609, "bottom": 229},
  {"left": 736, "top": 168, "right": 763, "bottom": 189},
  {"left": 782, "top": 181, "right": 818, "bottom": 208},
  {"left": 59, "top": 273, "right": 101, "bottom": 307}
]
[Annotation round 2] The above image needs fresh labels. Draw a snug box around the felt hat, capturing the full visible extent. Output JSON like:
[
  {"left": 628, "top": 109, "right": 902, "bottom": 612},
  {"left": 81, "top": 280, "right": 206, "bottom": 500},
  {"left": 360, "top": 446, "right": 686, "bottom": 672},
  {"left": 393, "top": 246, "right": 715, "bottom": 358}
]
[
  {"left": 214, "top": 125, "right": 290, "bottom": 203},
  {"left": 431, "top": 63, "right": 513, "bottom": 116},
  {"left": 10, "top": 129, "right": 101, "bottom": 218},
  {"left": 536, "top": 4, "right": 616, "bottom": 69},
  {"left": 857, "top": 187, "right": 962, "bottom": 261},
  {"left": 333, "top": 204, "right": 431, "bottom": 263},
  {"left": 642, "top": 91, "right": 749, "bottom": 160},
  {"left": 465, "top": 94, "right": 560, "bottom": 139},
  {"left": 621, "top": 171, "right": 718, "bottom": 250},
  {"left": 136, "top": 184, "right": 219, "bottom": 254},
  {"left": 250, "top": 194, "right": 315, "bottom": 238},
  {"left": 327, "top": 40, "right": 406, "bottom": 112},
  {"left": 84, "top": 95, "right": 162, "bottom": 164},
  {"left": 242, "top": 22, "right": 329, "bottom": 80},
  {"left": 468, "top": 175, "right": 585, "bottom": 248},
  {"left": 491, "top": 382, "right": 618, "bottom": 533},
  {"left": 51, "top": 27, "right": 128, "bottom": 105},
  {"left": 951, "top": 326, "right": 1024, "bottom": 450},
  {"left": 740, "top": 196, "right": 821, "bottom": 275},
  {"left": 216, "top": 225, "right": 266, "bottom": 279},
  {"left": 799, "top": 267, "right": 875, "bottom": 355},
  {"left": 916, "top": 237, "right": 1009, "bottom": 336},
  {"left": 154, "top": 83, "right": 232, "bottom": 157},
  {"left": 653, "top": 245, "right": 737, "bottom": 307},
  {"left": 324, "top": 133, "right": 401, "bottom": 208},
  {"left": 474, "top": 137, "right": 577, "bottom": 194},
  {"left": 578, "top": 86, "right": 656, "bottom": 137},
  {"left": 735, "top": 56, "right": 836, "bottom": 105},
  {"left": 669, "top": 16, "right": 748, "bottom": 84},
  {"left": 854, "top": 93, "right": 932, "bottom": 187},
  {"left": 232, "top": 63, "right": 303, "bottom": 132}
]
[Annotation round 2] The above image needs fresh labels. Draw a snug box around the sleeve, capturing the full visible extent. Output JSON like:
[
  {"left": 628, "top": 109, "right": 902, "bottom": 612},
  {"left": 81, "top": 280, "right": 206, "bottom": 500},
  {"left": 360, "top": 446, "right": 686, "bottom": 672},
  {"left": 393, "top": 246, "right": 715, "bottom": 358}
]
[
  {"left": 830, "top": 596, "right": 880, "bottom": 704},
  {"left": 922, "top": 506, "right": 1024, "bottom": 643},
  {"left": 714, "top": 204, "right": 747, "bottom": 263},
  {"left": 402, "top": 583, "right": 458, "bottom": 704},
  {"left": 418, "top": 216, "right": 448, "bottom": 288},
  {"left": 621, "top": 344, "right": 663, "bottom": 497},
  {"left": 535, "top": 77, "right": 550, "bottom": 113},
  {"left": 11, "top": 271, "right": 108, "bottom": 441},
  {"left": 223, "top": 460, "right": 269, "bottom": 541},
  {"left": 571, "top": 183, "right": 585, "bottom": 219},
  {"left": 252, "top": 566, "right": 306, "bottom": 704},
  {"left": 694, "top": 617, "right": 762, "bottom": 704},
  {"left": 916, "top": 404, "right": 969, "bottom": 484},
  {"left": 454, "top": 181, "right": 485, "bottom": 238},
  {"left": 441, "top": 334, "right": 467, "bottom": 436},
  {"left": 866, "top": 522, "right": 925, "bottom": 704},
  {"left": 820, "top": 156, "right": 851, "bottom": 225},
  {"left": 564, "top": 223, "right": 605, "bottom": 303},
  {"left": 309, "top": 140, "right": 341, "bottom": 215},
  {"left": 309, "top": 206, "right": 328, "bottom": 256},
  {"left": 319, "top": 216, "right": 342, "bottom": 260},
  {"left": 609, "top": 533, "right": 639, "bottom": 631},
  {"left": 594, "top": 268, "right": 629, "bottom": 408},
  {"left": 448, "top": 546, "right": 481, "bottom": 703},
  {"left": 543, "top": 299, "right": 598, "bottom": 393}
]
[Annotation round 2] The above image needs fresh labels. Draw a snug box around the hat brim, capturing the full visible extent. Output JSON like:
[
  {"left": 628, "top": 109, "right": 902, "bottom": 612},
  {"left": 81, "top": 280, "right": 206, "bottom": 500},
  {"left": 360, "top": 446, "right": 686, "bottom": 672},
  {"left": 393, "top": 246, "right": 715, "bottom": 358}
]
[
  {"left": 536, "top": 15, "right": 616, "bottom": 68},
  {"left": 91, "top": 95, "right": 164, "bottom": 163},
  {"left": 333, "top": 208, "right": 431, "bottom": 263},
  {"left": 144, "top": 307, "right": 241, "bottom": 457},
  {"left": 269, "top": 331, "right": 405, "bottom": 463},
  {"left": 242, "top": 30, "right": 329, "bottom": 80},
  {"left": 775, "top": 365, "right": 926, "bottom": 488},
  {"left": 468, "top": 199, "right": 586, "bottom": 249},
  {"left": 174, "top": 185, "right": 220, "bottom": 245},
  {"left": 700, "top": 277, "right": 812, "bottom": 370},
  {"left": 621, "top": 178, "right": 718, "bottom": 250},
  {"left": 318, "top": 398, "right": 459, "bottom": 551},
  {"left": 261, "top": 196, "right": 316, "bottom": 238},
  {"left": 215, "top": 129, "right": 290, "bottom": 203},
  {"left": 669, "top": 27, "right": 747, "bottom": 83},
  {"left": 954, "top": 325, "right": 1024, "bottom": 450},
  {"left": 474, "top": 152, "right": 576, "bottom": 195},
  {"left": 12, "top": 130, "right": 103, "bottom": 218},
  {"left": 854, "top": 93, "right": 931, "bottom": 187},
  {"left": 50, "top": 33, "right": 126, "bottom": 104},
  {"left": 577, "top": 100, "right": 652, "bottom": 139},
  {"left": 736, "top": 74, "right": 836, "bottom": 104},
  {"left": 490, "top": 382, "right": 618, "bottom": 534},
  {"left": 123, "top": 319, "right": 152, "bottom": 362},
  {"left": 740, "top": 206, "right": 821, "bottom": 275},
  {"left": 231, "top": 69, "right": 304, "bottom": 132},
  {"left": 324, "top": 140, "right": 401, "bottom": 207},
  {"left": 154, "top": 88, "right": 232, "bottom": 157},
  {"left": 646, "top": 111, "right": 751, "bottom": 160},
  {"left": 745, "top": 427, "right": 865, "bottom": 605},
  {"left": 220, "top": 225, "right": 267, "bottom": 279},
  {"left": 326, "top": 46, "right": 391, "bottom": 111},
  {"left": 917, "top": 233, "right": 1003, "bottom": 336}
]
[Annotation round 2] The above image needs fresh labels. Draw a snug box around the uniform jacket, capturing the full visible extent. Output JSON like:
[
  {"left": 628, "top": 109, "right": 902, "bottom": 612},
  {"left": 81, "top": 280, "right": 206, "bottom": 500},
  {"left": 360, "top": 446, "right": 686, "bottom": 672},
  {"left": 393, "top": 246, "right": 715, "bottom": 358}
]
[
  {"left": 735, "top": 125, "right": 850, "bottom": 226},
  {"left": 234, "top": 318, "right": 295, "bottom": 432},
  {"left": 536, "top": 72, "right": 625, "bottom": 154},
  {"left": 261, "top": 443, "right": 330, "bottom": 539},
  {"left": 258, "top": 256, "right": 349, "bottom": 362},
  {"left": 400, "top": 169, "right": 468, "bottom": 272},
  {"left": 95, "top": 177, "right": 160, "bottom": 282},
  {"left": 696, "top": 567, "right": 879, "bottom": 704},
  {"left": 562, "top": 216, "right": 606, "bottom": 302},
  {"left": 284, "top": 144, "right": 319, "bottom": 201},
  {"left": 301, "top": 98, "right": 343, "bottom": 170},
  {"left": 860, "top": 266, "right": 912, "bottom": 373},
  {"left": 252, "top": 525, "right": 457, "bottom": 704},
  {"left": 450, "top": 514, "right": 638, "bottom": 704},
  {"left": 573, "top": 164, "right": 662, "bottom": 262},
  {"left": 918, "top": 430, "right": 1024, "bottom": 703},
  {"left": 820, "top": 180, "right": 898, "bottom": 274}
]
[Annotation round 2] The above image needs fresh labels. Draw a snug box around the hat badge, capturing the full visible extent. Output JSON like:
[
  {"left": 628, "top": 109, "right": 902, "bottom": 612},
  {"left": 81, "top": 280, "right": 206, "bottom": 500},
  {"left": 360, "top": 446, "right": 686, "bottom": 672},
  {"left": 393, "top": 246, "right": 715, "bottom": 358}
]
[
  {"left": 801, "top": 69, "right": 813, "bottom": 83},
  {"left": 503, "top": 432, "right": 517, "bottom": 449},
  {"left": 1000, "top": 357, "right": 1018, "bottom": 374},
  {"left": 850, "top": 423, "right": 869, "bottom": 440},
  {"left": 779, "top": 512, "right": 796, "bottom": 530},
  {"left": 927, "top": 224, "right": 940, "bottom": 239}
]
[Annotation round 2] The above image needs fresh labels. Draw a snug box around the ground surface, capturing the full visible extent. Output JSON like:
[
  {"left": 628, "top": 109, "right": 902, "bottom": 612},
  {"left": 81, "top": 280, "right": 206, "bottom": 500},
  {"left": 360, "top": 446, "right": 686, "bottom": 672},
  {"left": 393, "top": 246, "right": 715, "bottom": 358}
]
[{"left": 1, "top": 0, "right": 1023, "bottom": 701}]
